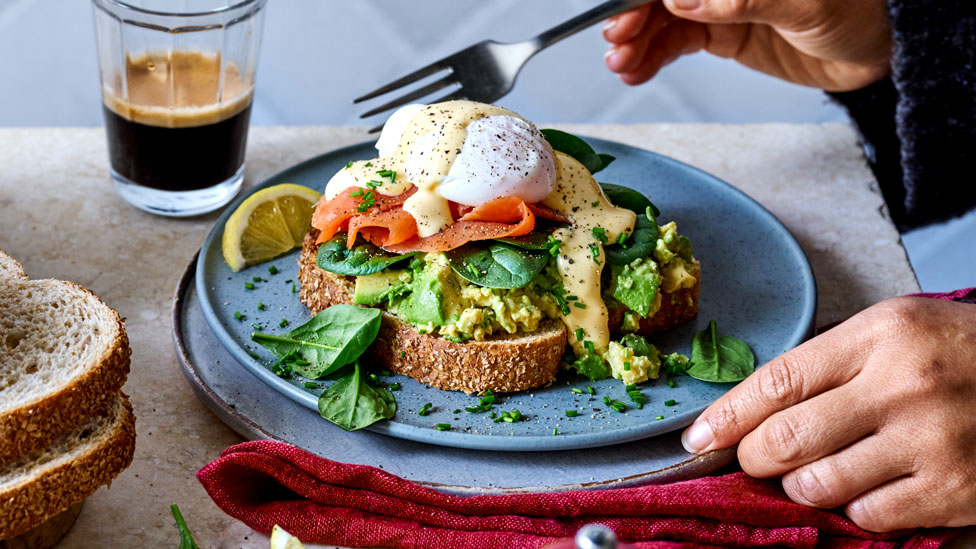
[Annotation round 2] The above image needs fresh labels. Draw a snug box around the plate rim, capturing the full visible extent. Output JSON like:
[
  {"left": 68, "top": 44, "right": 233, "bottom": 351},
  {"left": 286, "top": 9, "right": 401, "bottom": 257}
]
[{"left": 194, "top": 137, "right": 817, "bottom": 451}]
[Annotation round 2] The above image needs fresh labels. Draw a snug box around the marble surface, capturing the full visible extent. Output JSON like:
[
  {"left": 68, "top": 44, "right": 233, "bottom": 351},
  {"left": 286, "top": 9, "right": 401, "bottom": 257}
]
[{"left": 0, "top": 124, "right": 947, "bottom": 548}]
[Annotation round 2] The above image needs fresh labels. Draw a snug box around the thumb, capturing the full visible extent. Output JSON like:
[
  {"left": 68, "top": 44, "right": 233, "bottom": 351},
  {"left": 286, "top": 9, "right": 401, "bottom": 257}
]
[{"left": 661, "top": 0, "right": 803, "bottom": 27}]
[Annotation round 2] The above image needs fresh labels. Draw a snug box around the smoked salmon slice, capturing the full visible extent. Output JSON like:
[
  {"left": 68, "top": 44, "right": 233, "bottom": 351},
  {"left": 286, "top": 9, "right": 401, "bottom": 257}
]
[
  {"left": 347, "top": 208, "right": 418, "bottom": 248},
  {"left": 383, "top": 198, "right": 535, "bottom": 253},
  {"left": 311, "top": 187, "right": 416, "bottom": 244}
]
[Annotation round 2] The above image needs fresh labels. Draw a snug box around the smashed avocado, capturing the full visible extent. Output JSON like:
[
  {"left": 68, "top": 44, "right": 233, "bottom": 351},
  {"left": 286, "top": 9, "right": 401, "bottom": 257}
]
[
  {"left": 369, "top": 252, "right": 559, "bottom": 340},
  {"left": 611, "top": 257, "right": 661, "bottom": 318}
]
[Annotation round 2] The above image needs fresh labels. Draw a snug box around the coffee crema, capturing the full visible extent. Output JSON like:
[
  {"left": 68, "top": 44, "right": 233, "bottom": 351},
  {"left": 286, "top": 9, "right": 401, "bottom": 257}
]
[{"left": 103, "top": 51, "right": 253, "bottom": 191}]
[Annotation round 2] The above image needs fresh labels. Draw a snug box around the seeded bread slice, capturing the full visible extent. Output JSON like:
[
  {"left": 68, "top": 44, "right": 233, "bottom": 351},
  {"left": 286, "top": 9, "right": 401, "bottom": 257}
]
[
  {"left": 0, "top": 249, "right": 26, "bottom": 281},
  {"left": 0, "top": 277, "right": 130, "bottom": 466},
  {"left": 0, "top": 393, "right": 136, "bottom": 540}
]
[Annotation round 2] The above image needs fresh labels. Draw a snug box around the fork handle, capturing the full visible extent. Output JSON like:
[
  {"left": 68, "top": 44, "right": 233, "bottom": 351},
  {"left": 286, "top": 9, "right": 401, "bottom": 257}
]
[{"left": 531, "top": 0, "right": 657, "bottom": 51}]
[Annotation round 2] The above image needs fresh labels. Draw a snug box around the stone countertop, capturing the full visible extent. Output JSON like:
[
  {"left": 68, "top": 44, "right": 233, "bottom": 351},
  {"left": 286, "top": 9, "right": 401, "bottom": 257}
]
[{"left": 0, "top": 124, "right": 934, "bottom": 548}]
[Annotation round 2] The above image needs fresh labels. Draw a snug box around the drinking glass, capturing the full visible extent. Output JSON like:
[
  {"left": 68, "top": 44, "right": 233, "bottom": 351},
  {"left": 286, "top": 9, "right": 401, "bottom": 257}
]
[{"left": 91, "top": 0, "right": 266, "bottom": 216}]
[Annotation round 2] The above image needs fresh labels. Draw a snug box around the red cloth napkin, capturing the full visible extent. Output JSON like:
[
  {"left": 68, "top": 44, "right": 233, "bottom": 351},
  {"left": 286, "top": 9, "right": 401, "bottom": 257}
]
[{"left": 198, "top": 440, "right": 958, "bottom": 548}]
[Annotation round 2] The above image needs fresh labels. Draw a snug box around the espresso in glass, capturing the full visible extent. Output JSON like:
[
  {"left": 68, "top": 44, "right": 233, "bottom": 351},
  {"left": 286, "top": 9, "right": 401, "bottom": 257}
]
[{"left": 102, "top": 51, "right": 252, "bottom": 193}]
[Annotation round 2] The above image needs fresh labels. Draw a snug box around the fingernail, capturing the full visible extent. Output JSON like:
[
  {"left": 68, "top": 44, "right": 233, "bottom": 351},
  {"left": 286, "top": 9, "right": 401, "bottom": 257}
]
[
  {"left": 670, "top": 0, "right": 701, "bottom": 10},
  {"left": 681, "top": 420, "right": 714, "bottom": 453},
  {"left": 603, "top": 18, "right": 617, "bottom": 32},
  {"left": 604, "top": 48, "right": 620, "bottom": 68}
]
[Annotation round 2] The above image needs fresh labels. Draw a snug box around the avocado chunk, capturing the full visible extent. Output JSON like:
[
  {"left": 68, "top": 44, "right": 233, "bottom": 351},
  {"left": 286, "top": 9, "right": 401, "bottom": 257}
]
[
  {"left": 354, "top": 270, "right": 409, "bottom": 306},
  {"left": 390, "top": 254, "right": 459, "bottom": 326},
  {"left": 611, "top": 258, "right": 661, "bottom": 318}
]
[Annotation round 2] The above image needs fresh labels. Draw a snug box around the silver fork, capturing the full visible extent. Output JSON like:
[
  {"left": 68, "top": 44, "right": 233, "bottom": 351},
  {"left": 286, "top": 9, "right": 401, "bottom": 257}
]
[{"left": 354, "top": 0, "right": 655, "bottom": 130}]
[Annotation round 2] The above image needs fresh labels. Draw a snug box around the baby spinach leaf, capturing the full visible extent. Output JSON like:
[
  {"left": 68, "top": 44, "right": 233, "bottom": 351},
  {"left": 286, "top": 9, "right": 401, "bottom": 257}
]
[
  {"left": 540, "top": 129, "right": 615, "bottom": 174},
  {"left": 601, "top": 183, "right": 660, "bottom": 266},
  {"left": 494, "top": 220, "right": 565, "bottom": 250},
  {"left": 318, "top": 362, "right": 396, "bottom": 431},
  {"left": 251, "top": 305, "right": 382, "bottom": 378},
  {"left": 317, "top": 234, "right": 418, "bottom": 276},
  {"left": 689, "top": 320, "right": 755, "bottom": 382},
  {"left": 446, "top": 241, "right": 550, "bottom": 289},
  {"left": 170, "top": 505, "right": 200, "bottom": 549}
]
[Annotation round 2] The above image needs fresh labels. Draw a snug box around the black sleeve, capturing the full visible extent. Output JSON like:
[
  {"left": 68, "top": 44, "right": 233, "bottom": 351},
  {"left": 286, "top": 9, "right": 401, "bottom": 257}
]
[{"left": 828, "top": 0, "right": 976, "bottom": 232}]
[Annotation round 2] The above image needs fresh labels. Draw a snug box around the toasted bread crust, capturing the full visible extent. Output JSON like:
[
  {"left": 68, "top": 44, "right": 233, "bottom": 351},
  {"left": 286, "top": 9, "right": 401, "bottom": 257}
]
[
  {"left": 0, "top": 249, "right": 26, "bottom": 281},
  {"left": 298, "top": 231, "right": 699, "bottom": 393},
  {"left": 0, "top": 282, "right": 131, "bottom": 468},
  {"left": 0, "top": 394, "right": 136, "bottom": 540}
]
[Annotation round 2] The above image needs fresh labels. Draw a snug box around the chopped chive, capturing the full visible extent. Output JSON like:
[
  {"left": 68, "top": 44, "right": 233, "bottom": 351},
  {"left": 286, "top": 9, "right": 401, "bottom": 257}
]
[
  {"left": 379, "top": 370, "right": 391, "bottom": 376},
  {"left": 553, "top": 428, "right": 559, "bottom": 435},
  {"left": 584, "top": 340, "right": 595, "bottom": 354},
  {"left": 646, "top": 206, "right": 656, "bottom": 223},
  {"left": 409, "top": 257, "right": 423, "bottom": 270},
  {"left": 244, "top": 282, "right": 254, "bottom": 290},
  {"left": 615, "top": 232, "right": 628, "bottom": 245},
  {"left": 248, "top": 352, "right": 260, "bottom": 360},
  {"left": 591, "top": 226, "right": 608, "bottom": 244},
  {"left": 592, "top": 200, "right": 600, "bottom": 207},
  {"left": 418, "top": 402, "right": 433, "bottom": 416},
  {"left": 655, "top": 415, "right": 664, "bottom": 420},
  {"left": 574, "top": 302, "right": 587, "bottom": 309},
  {"left": 623, "top": 362, "right": 631, "bottom": 371},
  {"left": 285, "top": 279, "right": 293, "bottom": 283},
  {"left": 350, "top": 189, "right": 363, "bottom": 197},
  {"left": 369, "top": 373, "right": 379, "bottom": 383},
  {"left": 257, "top": 302, "right": 266, "bottom": 311},
  {"left": 366, "top": 179, "right": 381, "bottom": 190},
  {"left": 467, "top": 262, "right": 480, "bottom": 277},
  {"left": 291, "top": 284, "right": 297, "bottom": 293},
  {"left": 603, "top": 395, "right": 611, "bottom": 405},
  {"left": 589, "top": 243, "right": 601, "bottom": 263},
  {"left": 574, "top": 328, "right": 584, "bottom": 341},
  {"left": 234, "top": 311, "right": 244, "bottom": 321},
  {"left": 665, "top": 399, "right": 677, "bottom": 406},
  {"left": 345, "top": 161, "right": 353, "bottom": 169},
  {"left": 587, "top": 385, "right": 595, "bottom": 395},
  {"left": 566, "top": 295, "right": 579, "bottom": 301},
  {"left": 453, "top": 409, "right": 462, "bottom": 414},
  {"left": 364, "top": 161, "right": 372, "bottom": 167},
  {"left": 610, "top": 400, "right": 627, "bottom": 413},
  {"left": 571, "top": 388, "right": 583, "bottom": 394},
  {"left": 565, "top": 410, "right": 579, "bottom": 417},
  {"left": 304, "top": 381, "right": 317, "bottom": 389},
  {"left": 390, "top": 383, "right": 401, "bottom": 391},
  {"left": 251, "top": 323, "right": 262, "bottom": 331},
  {"left": 435, "top": 423, "right": 451, "bottom": 431},
  {"left": 625, "top": 384, "right": 637, "bottom": 391},
  {"left": 279, "top": 319, "right": 289, "bottom": 328},
  {"left": 399, "top": 351, "right": 406, "bottom": 358},
  {"left": 667, "top": 380, "right": 676, "bottom": 388},
  {"left": 253, "top": 276, "right": 263, "bottom": 282},
  {"left": 268, "top": 265, "right": 279, "bottom": 275}
]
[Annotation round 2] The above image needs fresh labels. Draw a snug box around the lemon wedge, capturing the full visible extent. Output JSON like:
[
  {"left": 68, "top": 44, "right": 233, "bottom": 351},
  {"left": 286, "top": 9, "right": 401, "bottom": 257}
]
[
  {"left": 222, "top": 183, "right": 322, "bottom": 271},
  {"left": 269, "top": 525, "right": 306, "bottom": 549}
]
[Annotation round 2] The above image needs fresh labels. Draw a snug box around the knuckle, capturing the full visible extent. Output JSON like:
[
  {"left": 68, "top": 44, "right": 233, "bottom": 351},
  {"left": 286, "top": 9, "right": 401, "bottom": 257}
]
[
  {"left": 846, "top": 499, "right": 891, "bottom": 532},
  {"left": 759, "top": 413, "right": 807, "bottom": 464},
  {"left": 787, "top": 464, "right": 846, "bottom": 508},
  {"left": 754, "top": 357, "right": 804, "bottom": 406},
  {"left": 717, "top": 0, "right": 750, "bottom": 18},
  {"left": 708, "top": 397, "right": 743, "bottom": 434}
]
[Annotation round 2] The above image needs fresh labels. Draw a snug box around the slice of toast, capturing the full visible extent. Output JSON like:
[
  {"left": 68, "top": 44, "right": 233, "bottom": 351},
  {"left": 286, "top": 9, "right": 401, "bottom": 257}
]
[
  {"left": 0, "top": 276, "right": 131, "bottom": 467},
  {"left": 0, "top": 393, "right": 136, "bottom": 540},
  {"left": 0, "top": 249, "right": 27, "bottom": 281},
  {"left": 298, "top": 231, "right": 699, "bottom": 393}
]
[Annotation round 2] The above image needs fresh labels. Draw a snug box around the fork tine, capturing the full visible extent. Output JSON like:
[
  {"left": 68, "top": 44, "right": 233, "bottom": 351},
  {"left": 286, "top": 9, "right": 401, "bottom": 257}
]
[
  {"left": 353, "top": 61, "right": 449, "bottom": 104},
  {"left": 358, "top": 74, "right": 459, "bottom": 119},
  {"left": 367, "top": 123, "right": 384, "bottom": 134}
]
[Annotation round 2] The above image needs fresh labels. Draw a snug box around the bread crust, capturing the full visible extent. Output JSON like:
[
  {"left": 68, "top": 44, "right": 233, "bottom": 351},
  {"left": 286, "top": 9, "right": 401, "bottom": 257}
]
[
  {"left": 0, "top": 248, "right": 26, "bottom": 281},
  {"left": 0, "top": 394, "right": 136, "bottom": 540},
  {"left": 298, "top": 231, "right": 698, "bottom": 393},
  {"left": 0, "top": 281, "right": 131, "bottom": 467}
]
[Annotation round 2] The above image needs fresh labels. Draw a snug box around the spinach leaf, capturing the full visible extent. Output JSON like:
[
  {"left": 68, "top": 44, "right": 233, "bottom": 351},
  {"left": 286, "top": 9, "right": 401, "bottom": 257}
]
[
  {"left": 688, "top": 320, "right": 755, "bottom": 382},
  {"left": 318, "top": 362, "right": 396, "bottom": 431},
  {"left": 446, "top": 241, "right": 550, "bottom": 289},
  {"left": 540, "top": 129, "right": 615, "bottom": 174},
  {"left": 571, "top": 353, "right": 611, "bottom": 381},
  {"left": 494, "top": 220, "right": 564, "bottom": 250},
  {"left": 251, "top": 305, "right": 382, "bottom": 378},
  {"left": 317, "top": 234, "right": 418, "bottom": 276},
  {"left": 170, "top": 505, "right": 200, "bottom": 549},
  {"left": 600, "top": 183, "right": 660, "bottom": 266}
]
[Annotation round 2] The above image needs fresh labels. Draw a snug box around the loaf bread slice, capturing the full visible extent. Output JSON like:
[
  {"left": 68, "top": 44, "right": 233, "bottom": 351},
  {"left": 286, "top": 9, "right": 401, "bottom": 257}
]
[
  {"left": 0, "top": 277, "right": 130, "bottom": 466},
  {"left": 0, "top": 249, "right": 26, "bottom": 281},
  {"left": 298, "top": 231, "right": 699, "bottom": 393},
  {"left": 0, "top": 393, "right": 136, "bottom": 540}
]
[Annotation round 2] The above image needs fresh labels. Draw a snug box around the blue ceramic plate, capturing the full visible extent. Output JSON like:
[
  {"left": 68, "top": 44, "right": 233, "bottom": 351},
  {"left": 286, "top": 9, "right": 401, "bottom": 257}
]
[{"left": 196, "top": 138, "right": 816, "bottom": 452}]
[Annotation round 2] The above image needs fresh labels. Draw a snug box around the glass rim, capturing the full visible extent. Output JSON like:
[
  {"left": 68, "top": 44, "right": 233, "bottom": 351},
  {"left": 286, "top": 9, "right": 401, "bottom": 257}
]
[{"left": 92, "top": 0, "right": 264, "bottom": 18}]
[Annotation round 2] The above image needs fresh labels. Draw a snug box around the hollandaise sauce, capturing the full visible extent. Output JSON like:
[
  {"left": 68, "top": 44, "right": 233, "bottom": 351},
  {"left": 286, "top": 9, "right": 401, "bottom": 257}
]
[{"left": 543, "top": 152, "right": 636, "bottom": 354}]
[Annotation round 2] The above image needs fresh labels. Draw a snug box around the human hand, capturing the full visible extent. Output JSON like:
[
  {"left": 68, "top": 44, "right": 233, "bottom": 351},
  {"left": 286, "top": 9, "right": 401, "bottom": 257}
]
[
  {"left": 602, "top": 0, "right": 892, "bottom": 91},
  {"left": 680, "top": 297, "right": 976, "bottom": 532}
]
